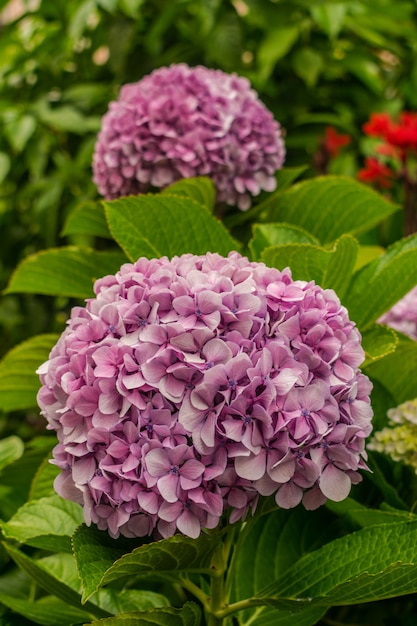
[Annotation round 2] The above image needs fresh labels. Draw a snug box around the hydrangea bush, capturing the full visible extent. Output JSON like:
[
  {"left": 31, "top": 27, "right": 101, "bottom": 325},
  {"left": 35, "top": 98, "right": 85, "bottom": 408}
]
[
  {"left": 4, "top": 53, "right": 417, "bottom": 623},
  {"left": 92, "top": 64, "right": 285, "bottom": 210},
  {"left": 37, "top": 252, "right": 372, "bottom": 540}
]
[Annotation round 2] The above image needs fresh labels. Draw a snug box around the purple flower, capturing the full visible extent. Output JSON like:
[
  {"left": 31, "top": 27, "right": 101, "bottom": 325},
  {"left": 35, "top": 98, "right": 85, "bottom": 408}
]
[
  {"left": 92, "top": 64, "right": 285, "bottom": 211},
  {"left": 378, "top": 286, "right": 417, "bottom": 340},
  {"left": 37, "top": 252, "right": 372, "bottom": 539}
]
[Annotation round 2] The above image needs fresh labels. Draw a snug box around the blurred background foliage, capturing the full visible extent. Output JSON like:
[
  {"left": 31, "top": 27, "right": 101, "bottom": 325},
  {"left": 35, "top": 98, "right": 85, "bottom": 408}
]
[{"left": 0, "top": 0, "right": 417, "bottom": 395}]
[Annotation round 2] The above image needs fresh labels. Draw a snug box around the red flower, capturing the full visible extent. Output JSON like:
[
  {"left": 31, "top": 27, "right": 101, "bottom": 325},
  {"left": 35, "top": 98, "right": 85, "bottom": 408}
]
[
  {"left": 323, "top": 126, "right": 351, "bottom": 157},
  {"left": 363, "top": 111, "right": 417, "bottom": 155},
  {"left": 357, "top": 157, "right": 395, "bottom": 189},
  {"left": 363, "top": 112, "right": 393, "bottom": 138}
]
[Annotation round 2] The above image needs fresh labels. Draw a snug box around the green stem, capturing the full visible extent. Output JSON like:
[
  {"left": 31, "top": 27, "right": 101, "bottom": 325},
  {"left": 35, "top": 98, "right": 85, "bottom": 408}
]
[
  {"left": 180, "top": 576, "right": 210, "bottom": 608},
  {"left": 208, "top": 570, "right": 225, "bottom": 626}
]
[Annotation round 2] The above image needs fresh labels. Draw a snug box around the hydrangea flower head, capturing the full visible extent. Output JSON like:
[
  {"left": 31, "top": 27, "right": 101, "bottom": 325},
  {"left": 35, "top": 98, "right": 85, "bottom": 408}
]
[
  {"left": 369, "top": 398, "right": 417, "bottom": 471},
  {"left": 92, "top": 64, "right": 285, "bottom": 211},
  {"left": 378, "top": 286, "right": 417, "bottom": 340},
  {"left": 38, "top": 252, "right": 372, "bottom": 540}
]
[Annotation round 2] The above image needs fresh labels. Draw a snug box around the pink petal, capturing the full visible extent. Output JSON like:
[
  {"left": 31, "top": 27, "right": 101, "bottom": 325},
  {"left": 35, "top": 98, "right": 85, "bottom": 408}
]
[{"left": 319, "top": 463, "right": 351, "bottom": 501}]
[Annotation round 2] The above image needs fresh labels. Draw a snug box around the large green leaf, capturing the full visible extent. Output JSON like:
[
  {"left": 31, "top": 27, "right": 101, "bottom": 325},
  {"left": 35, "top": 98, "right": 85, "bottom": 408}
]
[
  {"left": 261, "top": 234, "right": 358, "bottom": 299},
  {"left": 365, "top": 335, "right": 417, "bottom": 405},
  {"left": 262, "top": 176, "right": 399, "bottom": 244},
  {"left": 83, "top": 602, "right": 201, "bottom": 626},
  {"left": 0, "top": 593, "right": 93, "bottom": 626},
  {"left": 2, "top": 544, "right": 111, "bottom": 620},
  {"left": 62, "top": 201, "right": 112, "bottom": 239},
  {"left": 0, "top": 447, "right": 52, "bottom": 520},
  {"left": 5, "top": 248, "right": 128, "bottom": 298},
  {"left": 162, "top": 176, "right": 216, "bottom": 212},
  {"left": 237, "top": 605, "right": 327, "bottom": 626},
  {"left": 29, "top": 454, "right": 60, "bottom": 501},
  {"left": 249, "top": 223, "right": 319, "bottom": 261},
  {"left": 104, "top": 194, "right": 238, "bottom": 261},
  {"left": 262, "top": 243, "right": 329, "bottom": 283},
  {"left": 360, "top": 324, "right": 398, "bottom": 366},
  {"left": 0, "top": 334, "right": 58, "bottom": 412},
  {"left": 326, "top": 498, "right": 417, "bottom": 528},
  {"left": 344, "top": 234, "right": 417, "bottom": 329},
  {"left": 258, "top": 521, "right": 417, "bottom": 607},
  {"left": 96, "top": 589, "right": 170, "bottom": 615},
  {"left": 1, "top": 495, "right": 84, "bottom": 552},
  {"left": 229, "top": 507, "right": 338, "bottom": 624},
  {"left": 73, "top": 524, "right": 222, "bottom": 602}
]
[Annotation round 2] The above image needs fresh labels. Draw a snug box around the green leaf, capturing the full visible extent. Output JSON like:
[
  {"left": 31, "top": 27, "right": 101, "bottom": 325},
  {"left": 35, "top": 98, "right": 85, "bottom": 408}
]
[
  {"left": 2, "top": 544, "right": 111, "bottom": 620},
  {"left": 321, "top": 234, "right": 358, "bottom": 298},
  {"left": 1, "top": 495, "right": 84, "bottom": 552},
  {"left": 355, "top": 245, "right": 385, "bottom": 271},
  {"left": 96, "top": 589, "right": 169, "bottom": 615},
  {"left": 5, "top": 247, "right": 128, "bottom": 298},
  {"left": 262, "top": 242, "right": 329, "bottom": 283},
  {"left": 73, "top": 525, "right": 143, "bottom": 602},
  {"left": 104, "top": 194, "right": 238, "bottom": 261},
  {"left": 0, "top": 436, "right": 24, "bottom": 472},
  {"left": 0, "top": 593, "right": 93, "bottom": 626},
  {"left": 4, "top": 114, "right": 36, "bottom": 153},
  {"left": 0, "top": 448, "right": 52, "bottom": 520},
  {"left": 344, "top": 233, "right": 417, "bottom": 329},
  {"left": 361, "top": 324, "right": 398, "bottom": 366},
  {"left": 326, "top": 498, "right": 417, "bottom": 528},
  {"left": 162, "top": 177, "right": 216, "bottom": 212},
  {"left": 37, "top": 103, "right": 100, "bottom": 134},
  {"left": 261, "top": 235, "right": 357, "bottom": 296},
  {"left": 274, "top": 166, "right": 309, "bottom": 194},
  {"left": 0, "top": 334, "right": 58, "bottom": 412},
  {"left": 29, "top": 454, "right": 60, "bottom": 501},
  {"left": 365, "top": 335, "right": 417, "bottom": 405},
  {"left": 263, "top": 176, "right": 399, "bottom": 244},
  {"left": 0, "top": 151, "right": 10, "bottom": 184},
  {"left": 62, "top": 201, "right": 112, "bottom": 239},
  {"left": 73, "top": 524, "right": 221, "bottom": 602},
  {"left": 82, "top": 602, "right": 201, "bottom": 626},
  {"left": 258, "top": 521, "right": 417, "bottom": 606},
  {"left": 238, "top": 605, "right": 327, "bottom": 626},
  {"left": 292, "top": 48, "right": 324, "bottom": 88},
  {"left": 257, "top": 26, "right": 299, "bottom": 82},
  {"left": 230, "top": 507, "right": 338, "bottom": 624},
  {"left": 310, "top": 3, "right": 347, "bottom": 38},
  {"left": 249, "top": 223, "right": 319, "bottom": 261}
]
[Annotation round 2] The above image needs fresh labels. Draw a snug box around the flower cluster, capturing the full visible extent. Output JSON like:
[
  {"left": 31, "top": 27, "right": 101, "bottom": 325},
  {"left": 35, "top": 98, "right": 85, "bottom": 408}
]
[
  {"left": 369, "top": 398, "right": 417, "bottom": 471},
  {"left": 358, "top": 111, "right": 417, "bottom": 190},
  {"left": 92, "top": 64, "right": 285, "bottom": 211},
  {"left": 378, "top": 286, "right": 417, "bottom": 340},
  {"left": 37, "top": 252, "right": 372, "bottom": 540}
]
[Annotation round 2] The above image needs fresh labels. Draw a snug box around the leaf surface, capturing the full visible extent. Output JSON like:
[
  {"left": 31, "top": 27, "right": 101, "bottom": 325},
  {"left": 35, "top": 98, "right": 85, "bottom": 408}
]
[
  {"left": 0, "top": 334, "right": 58, "bottom": 411},
  {"left": 263, "top": 176, "right": 398, "bottom": 244},
  {"left": 5, "top": 248, "right": 127, "bottom": 298},
  {"left": 104, "top": 194, "right": 238, "bottom": 261}
]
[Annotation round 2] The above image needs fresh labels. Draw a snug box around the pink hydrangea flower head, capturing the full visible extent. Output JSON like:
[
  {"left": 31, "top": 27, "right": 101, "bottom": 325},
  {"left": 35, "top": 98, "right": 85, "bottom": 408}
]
[
  {"left": 37, "top": 252, "right": 372, "bottom": 540},
  {"left": 92, "top": 64, "right": 286, "bottom": 211},
  {"left": 378, "top": 286, "right": 417, "bottom": 340}
]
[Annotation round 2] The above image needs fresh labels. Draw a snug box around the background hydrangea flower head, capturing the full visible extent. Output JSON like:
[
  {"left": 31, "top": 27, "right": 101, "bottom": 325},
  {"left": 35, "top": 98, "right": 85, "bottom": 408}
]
[
  {"left": 378, "top": 286, "right": 417, "bottom": 340},
  {"left": 37, "top": 252, "right": 373, "bottom": 540},
  {"left": 369, "top": 398, "right": 417, "bottom": 471},
  {"left": 92, "top": 64, "right": 286, "bottom": 211}
]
